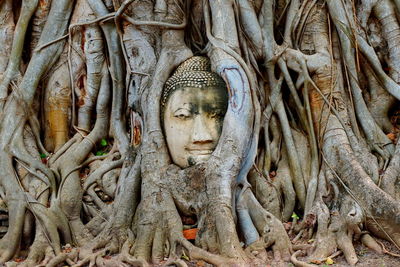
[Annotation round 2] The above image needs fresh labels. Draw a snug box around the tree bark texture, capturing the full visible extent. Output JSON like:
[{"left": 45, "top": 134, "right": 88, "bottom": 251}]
[{"left": 0, "top": 0, "right": 398, "bottom": 266}]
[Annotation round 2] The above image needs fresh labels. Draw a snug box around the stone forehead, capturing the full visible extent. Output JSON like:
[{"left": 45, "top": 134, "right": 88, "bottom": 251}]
[{"left": 161, "top": 56, "right": 226, "bottom": 108}]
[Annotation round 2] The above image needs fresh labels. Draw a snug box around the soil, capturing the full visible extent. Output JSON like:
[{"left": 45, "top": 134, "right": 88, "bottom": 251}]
[
  {"left": 182, "top": 238, "right": 400, "bottom": 267},
  {"left": 332, "top": 239, "right": 400, "bottom": 267},
  {"left": 5, "top": 235, "right": 400, "bottom": 266}
]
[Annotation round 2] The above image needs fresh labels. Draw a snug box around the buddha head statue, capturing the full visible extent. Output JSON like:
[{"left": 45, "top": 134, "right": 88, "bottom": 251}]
[{"left": 161, "top": 56, "right": 229, "bottom": 168}]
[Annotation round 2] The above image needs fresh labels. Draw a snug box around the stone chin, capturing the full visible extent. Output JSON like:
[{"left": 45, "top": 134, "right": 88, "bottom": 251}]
[{"left": 187, "top": 154, "right": 212, "bottom": 166}]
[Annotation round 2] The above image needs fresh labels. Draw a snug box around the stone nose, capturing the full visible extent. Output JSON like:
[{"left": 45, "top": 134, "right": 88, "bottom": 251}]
[{"left": 192, "top": 115, "right": 213, "bottom": 143}]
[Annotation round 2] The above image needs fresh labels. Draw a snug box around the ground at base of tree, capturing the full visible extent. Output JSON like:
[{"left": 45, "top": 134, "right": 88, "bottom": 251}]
[
  {"left": 5, "top": 236, "right": 400, "bottom": 267},
  {"left": 187, "top": 237, "right": 400, "bottom": 267},
  {"left": 303, "top": 239, "right": 400, "bottom": 267}
]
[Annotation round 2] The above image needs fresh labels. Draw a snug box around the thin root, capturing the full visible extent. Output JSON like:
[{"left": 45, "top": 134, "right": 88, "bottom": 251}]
[
  {"left": 290, "top": 250, "right": 317, "bottom": 267},
  {"left": 377, "top": 239, "right": 400, "bottom": 257}
]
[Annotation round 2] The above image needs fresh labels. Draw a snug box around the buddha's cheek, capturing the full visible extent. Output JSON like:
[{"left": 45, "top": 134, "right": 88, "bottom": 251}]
[
  {"left": 165, "top": 123, "right": 192, "bottom": 168},
  {"left": 207, "top": 119, "right": 222, "bottom": 142}
]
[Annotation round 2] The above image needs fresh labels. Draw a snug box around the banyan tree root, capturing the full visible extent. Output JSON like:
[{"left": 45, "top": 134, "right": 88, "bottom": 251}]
[
  {"left": 0, "top": 0, "right": 399, "bottom": 266},
  {"left": 272, "top": 1, "right": 400, "bottom": 266}
]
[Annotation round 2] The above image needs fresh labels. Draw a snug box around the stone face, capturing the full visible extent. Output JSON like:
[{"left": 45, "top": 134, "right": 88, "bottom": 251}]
[{"left": 162, "top": 57, "right": 228, "bottom": 168}]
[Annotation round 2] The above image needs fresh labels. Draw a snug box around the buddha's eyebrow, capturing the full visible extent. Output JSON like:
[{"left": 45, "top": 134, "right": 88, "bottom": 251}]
[
  {"left": 173, "top": 103, "right": 194, "bottom": 113},
  {"left": 173, "top": 107, "right": 191, "bottom": 113},
  {"left": 202, "top": 103, "right": 224, "bottom": 112}
]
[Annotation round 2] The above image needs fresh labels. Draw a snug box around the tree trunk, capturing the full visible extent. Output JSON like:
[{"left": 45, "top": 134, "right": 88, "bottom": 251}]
[{"left": 0, "top": 0, "right": 398, "bottom": 266}]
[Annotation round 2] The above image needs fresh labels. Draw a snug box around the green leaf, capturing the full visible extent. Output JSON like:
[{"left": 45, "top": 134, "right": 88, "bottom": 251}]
[
  {"left": 100, "top": 138, "right": 108, "bottom": 147},
  {"left": 325, "top": 257, "right": 334, "bottom": 265},
  {"left": 291, "top": 212, "right": 299, "bottom": 220},
  {"left": 95, "top": 151, "right": 106, "bottom": 156},
  {"left": 40, "top": 153, "right": 47, "bottom": 159},
  {"left": 181, "top": 251, "right": 190, "bottom": 261}
]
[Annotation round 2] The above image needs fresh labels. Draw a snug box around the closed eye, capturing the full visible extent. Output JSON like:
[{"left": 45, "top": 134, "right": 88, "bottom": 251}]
[
  {"left": 209, "top": 109, "right": 224, "bottom": 119},
  {"left": 174, "top": 109, "right": 192, "bottom": 119}
]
